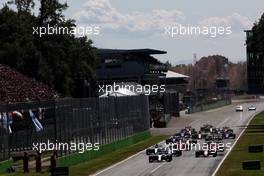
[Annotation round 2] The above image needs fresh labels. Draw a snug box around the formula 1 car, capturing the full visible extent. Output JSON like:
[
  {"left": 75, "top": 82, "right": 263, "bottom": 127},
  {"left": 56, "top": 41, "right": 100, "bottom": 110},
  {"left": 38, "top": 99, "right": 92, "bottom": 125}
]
[
  {"left": 195, "top": 150, "right": 217, "bottom": 157},
  {"left": 222, "top": 132, "right": 236, "bottom": 139},
  {"left": 175, "top": 140, "right": 192, "bottom": 151},
  {"left": 191, "top": 133, "right": 199, "bottom": 139},
  {"left": 222, "top": 127, "right": 234, "bottom": 133},
  {"left": 205, "top": 134, "right": 223, "bottom": 142},
  {"left": 189, "top": 139, "right": 198, "bottom": 144},
  {"left": 184, "top": 126, "right": 197, "bottom": 134},
  {"left": 235, "top": 105, "right": 243, "bottom": 112},
  {"left": 205, "top": 135, "right": 213, "bottom": 141},
  {"left": 211, "top": 128, "right": 221, "bottom": 134},
  {"left": 198, "top": 131, "right": 210, "bottom": 139},
  {"left": 200, "top": 124, "right": 213, "bottom": 133},
  {"left": 171, "top": 148, "right": 182, "bottom": 157},
  {"left": 184, "top": 133, "right": 191, "bottom": 139},
  {"left": 207, "top": 141, "right": 225, "bottom": 152},
  {"left": 149, "top": 150, "right": 173, "bottom": 163},
  {"left": 170, "top": 145, "right": 183, "bottom": 157},
  {"left": 215, "top": 127, "right": 235, "bottom": 139},
  {"left": 179, "top": 130, "right": 191, "bottom": 139},
  {"left": 146, "top": 144, "right": 161, "bottom": 155},
  {"left": 166, "top": 136, "right": 181, "bottom": 144},
  {"left": 248, "top": 106, "right": 256, "bottom": 111},
  {"left": 212, "top": 134, "right": 223, "bottom": 141}
]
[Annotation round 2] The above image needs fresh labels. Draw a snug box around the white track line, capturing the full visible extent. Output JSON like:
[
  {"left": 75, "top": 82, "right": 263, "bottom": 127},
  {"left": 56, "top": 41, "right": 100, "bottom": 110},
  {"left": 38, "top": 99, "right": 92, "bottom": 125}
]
[
  {"left": 93, "top": 107, "right": 258, "bottom": 176},
  {"left": 149, "top": 163, "right": 166, "bottom": 174},
  {"left": 92, "top": 151, "right": 143, "bottom": 176},
  {"left": 211, "top": 111, "right": 258, "bottom": 176},
  {"left": 216, "top": 118, "right": 229, "bottom": 128},
  {"left": 92, "top": 141, "right": 164, "bottom": 176},
  {"left": 189, "top": 119, "right": 200, "bottom": 126}
]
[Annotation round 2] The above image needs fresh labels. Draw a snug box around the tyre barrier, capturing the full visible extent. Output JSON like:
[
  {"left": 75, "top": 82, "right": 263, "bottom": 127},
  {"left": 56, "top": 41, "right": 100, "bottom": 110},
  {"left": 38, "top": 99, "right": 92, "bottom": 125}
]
[
  {"left": 242, "top": 160, "right": 261, "bottom": 170},
  {"left": 248, "top": 144, "right": 263, "bottom": 153}
]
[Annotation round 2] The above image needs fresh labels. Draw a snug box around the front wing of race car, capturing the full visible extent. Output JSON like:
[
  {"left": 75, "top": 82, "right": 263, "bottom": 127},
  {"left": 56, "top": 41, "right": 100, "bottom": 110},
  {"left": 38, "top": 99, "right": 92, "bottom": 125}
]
[
  {"left": 149, "top": 154, "right": 173, "bottom": 163},
  {"left": 195, "top": 150, "right": 217, "bottom": 157}
]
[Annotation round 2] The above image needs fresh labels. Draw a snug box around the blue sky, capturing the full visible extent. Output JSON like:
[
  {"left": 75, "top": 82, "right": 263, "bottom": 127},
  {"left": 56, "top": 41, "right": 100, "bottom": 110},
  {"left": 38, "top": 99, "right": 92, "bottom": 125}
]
[{"left": 2, "top": 0, "right": 264, "bottom": 64}]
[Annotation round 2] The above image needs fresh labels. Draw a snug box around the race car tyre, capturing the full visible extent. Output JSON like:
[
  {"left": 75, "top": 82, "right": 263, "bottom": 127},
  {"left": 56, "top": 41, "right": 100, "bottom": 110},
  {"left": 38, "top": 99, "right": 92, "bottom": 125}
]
[
  {"left": 166, "top": 158, "right": 172, "bottom": 162},
  {"left": 149, "top": 158, "right": 153, "bottom": 163},
  {"left": 230, "top": 134, "right": 236, "bottom": 139},
  {"left": 173, "top": 151, "right": 182, "bottom": 157}
]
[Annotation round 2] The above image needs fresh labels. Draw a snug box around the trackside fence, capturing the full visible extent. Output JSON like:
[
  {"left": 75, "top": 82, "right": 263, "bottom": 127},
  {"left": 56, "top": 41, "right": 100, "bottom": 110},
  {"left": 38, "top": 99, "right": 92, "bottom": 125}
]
[
  {"left": 0, "top": 95, "right": 150, "bottom": 165},
  {"left": 186, "top": 99, "right": 231, "bottom": 114},
  {"left": 59, "top": 130, "right": 151, "bottom": 167}
]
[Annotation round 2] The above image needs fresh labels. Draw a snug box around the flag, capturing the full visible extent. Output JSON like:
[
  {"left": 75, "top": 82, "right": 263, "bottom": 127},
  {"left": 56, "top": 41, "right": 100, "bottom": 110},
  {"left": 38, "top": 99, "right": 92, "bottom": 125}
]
[
  {"left": 12, "top": 111, "right": 23, "bottom": 119},
  {"left": 2, "top": 113, "right": 7, "bottom": 130},
  {"left": 38, "top": 108, "right": 44, "bottom": 120},
  {"left": 8, "top": 113, "right": 13, "bottom": 134},
  {"left": 8, "top": 125, "right": 12, "bottom": 134},
  {"left": 29, "top": 110, "right": 43, "bottom": 132},
  {"left": 0, "top": 113, "right": 2, "bottom": 129},
  {"left": 2, "top": 113, "right": 12, "bottom": 133}
]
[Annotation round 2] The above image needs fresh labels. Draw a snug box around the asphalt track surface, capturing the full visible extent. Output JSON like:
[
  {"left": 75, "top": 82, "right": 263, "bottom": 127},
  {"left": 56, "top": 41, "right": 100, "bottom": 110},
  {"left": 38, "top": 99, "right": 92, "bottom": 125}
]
[{"left": 94, "top": 100, "right": 264, "bottom": 176}]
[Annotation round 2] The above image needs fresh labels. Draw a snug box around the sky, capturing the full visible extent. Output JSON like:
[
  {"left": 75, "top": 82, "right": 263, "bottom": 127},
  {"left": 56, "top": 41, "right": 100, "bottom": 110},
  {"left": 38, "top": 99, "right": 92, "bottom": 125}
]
[{"left": 2, "top": 0, "right": 264, "bottom": 65}]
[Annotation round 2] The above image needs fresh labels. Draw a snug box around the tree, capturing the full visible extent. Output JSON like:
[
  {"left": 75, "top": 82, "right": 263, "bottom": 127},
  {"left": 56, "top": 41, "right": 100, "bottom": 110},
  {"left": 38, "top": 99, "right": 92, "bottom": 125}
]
[
  {"left": 256, "top": 13, "right": 264, "bottom": 56},
  {"left": 8, "top": 0, "right": 35, "bottom": 13},
  {"left": 0, "top": 1, "right": 98, "bottom": 97},
  {"left": 39, "top": 0, "right": 68, "bottom": 25},
  {"left": 249, "top": 13, "right": 264, "bottom": 58},
  {"left": 165, "top": 60, "right": 172, "bottom": 68}
]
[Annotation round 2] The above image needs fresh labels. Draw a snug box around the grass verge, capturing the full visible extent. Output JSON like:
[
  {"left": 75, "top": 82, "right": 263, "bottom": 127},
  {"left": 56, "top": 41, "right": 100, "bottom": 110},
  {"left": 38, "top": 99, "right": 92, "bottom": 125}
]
[
  {"left": 216, "top": 111, "right": 264, "bottom": 176},
  {"left": 0, "top": 135, "right": 168, "bottom": 176}
]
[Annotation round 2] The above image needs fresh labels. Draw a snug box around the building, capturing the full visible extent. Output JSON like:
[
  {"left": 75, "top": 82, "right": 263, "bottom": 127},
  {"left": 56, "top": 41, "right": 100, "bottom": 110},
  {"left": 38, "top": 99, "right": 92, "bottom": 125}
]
[
  {"left": 96, "top": 48, "right": 189, "bottom": 123},
  {"left": 96, "top": 48, "right": 189, "bottom": 92},
  {"left": 245, "top": 30, "right": 264, "bottom": 94},
  {"left": 160, "top": 70, "right": 189, "bottom": 93},
  {"left": 96, "top": 48, "right": 167, "bottom": 86}
]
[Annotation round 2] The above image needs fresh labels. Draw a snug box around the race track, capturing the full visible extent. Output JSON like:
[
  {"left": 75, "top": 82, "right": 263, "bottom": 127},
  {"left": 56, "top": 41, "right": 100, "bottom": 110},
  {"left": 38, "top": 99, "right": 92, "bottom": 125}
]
[{"left": 93, "top": 100, "right": 264, "bottom": 176}]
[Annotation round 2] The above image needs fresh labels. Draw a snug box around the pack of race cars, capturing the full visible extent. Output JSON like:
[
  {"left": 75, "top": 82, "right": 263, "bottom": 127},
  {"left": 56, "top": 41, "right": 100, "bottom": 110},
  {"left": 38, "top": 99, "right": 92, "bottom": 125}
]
[{"left": 146, "top": 124, "right": 236, "bottom": 162}]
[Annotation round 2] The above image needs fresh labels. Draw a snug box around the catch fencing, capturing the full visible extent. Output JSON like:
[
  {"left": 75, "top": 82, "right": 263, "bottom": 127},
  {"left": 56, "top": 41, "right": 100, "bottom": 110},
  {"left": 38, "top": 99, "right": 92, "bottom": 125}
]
[
  {"left": 0, "top": 95, "right": 150, "bottom": 161},
  {"left": 186, "top": 99, "right": 231, "bottom": 114}
]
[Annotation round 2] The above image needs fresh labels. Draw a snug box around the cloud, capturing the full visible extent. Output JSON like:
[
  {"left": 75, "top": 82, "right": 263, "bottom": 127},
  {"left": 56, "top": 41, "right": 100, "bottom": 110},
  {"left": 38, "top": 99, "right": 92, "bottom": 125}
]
[
  {"left": 73, "top": 0, "right": 253, "bottom": 38},
  {"left": 73, "top": 0, "right": 185, "bottom": 34},
  {"left": 200, "top": 13, "right": 253, "bottom": 31}
]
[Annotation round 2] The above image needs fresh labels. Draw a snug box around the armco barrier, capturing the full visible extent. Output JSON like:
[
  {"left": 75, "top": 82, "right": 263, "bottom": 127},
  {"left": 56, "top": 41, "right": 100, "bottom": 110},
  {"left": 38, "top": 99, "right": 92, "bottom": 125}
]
[
  {"left": 0, "top": 160, "right": 12, "bottom": 174},
  {"left": 58, "top": 130, "right": 151, "bottom": 167},
  {"left": 187, "top": 99, "right": 231, "bottom": 114}
]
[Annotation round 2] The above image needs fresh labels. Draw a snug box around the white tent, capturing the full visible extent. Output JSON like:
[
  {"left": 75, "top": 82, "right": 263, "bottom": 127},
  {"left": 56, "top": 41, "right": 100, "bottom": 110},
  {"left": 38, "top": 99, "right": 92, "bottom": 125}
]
[
  {"left": 164, "top": 70, "right": 189, "bottom": 78},
  {"left": 99, "top": 87, "right": 138, "bottom": 97}
]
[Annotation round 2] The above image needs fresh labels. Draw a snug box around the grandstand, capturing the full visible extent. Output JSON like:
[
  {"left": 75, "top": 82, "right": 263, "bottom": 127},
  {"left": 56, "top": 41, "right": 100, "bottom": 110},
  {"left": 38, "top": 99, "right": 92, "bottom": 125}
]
[{"left": 0, "top": 65, "right": 58, "bottom": 103}]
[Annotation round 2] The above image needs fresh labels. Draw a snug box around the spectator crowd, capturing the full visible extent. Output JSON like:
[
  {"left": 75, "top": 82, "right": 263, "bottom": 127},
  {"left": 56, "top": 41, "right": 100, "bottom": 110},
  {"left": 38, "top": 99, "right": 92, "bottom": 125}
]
[{"left": 0, "top": 65, "right": 59, "bottom": 103}]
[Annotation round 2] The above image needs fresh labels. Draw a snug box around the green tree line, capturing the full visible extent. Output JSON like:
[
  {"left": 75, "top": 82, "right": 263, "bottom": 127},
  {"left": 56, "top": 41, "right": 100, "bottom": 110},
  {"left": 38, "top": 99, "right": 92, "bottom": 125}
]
[
  {"left": 248, "top": 13, "right": 264, "bottom": 58},
  {"left": 0, "top": 0, "right": 98, "bottom": 97}
]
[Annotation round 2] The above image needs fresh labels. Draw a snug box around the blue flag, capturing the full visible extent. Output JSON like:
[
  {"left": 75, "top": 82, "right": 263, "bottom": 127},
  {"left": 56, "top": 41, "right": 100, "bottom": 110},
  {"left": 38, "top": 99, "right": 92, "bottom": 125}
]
[{"left": 29, "top": 110, "right": 43, "bottom": 132}]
